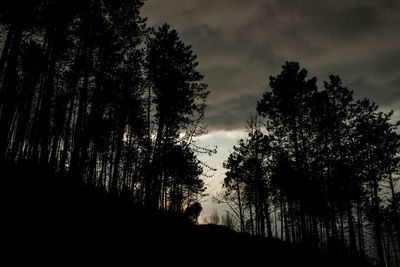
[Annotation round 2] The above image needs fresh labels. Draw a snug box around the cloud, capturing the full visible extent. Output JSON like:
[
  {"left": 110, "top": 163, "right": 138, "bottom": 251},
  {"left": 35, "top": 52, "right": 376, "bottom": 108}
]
[
  {"left": 142, "top": 0, "right": 400, "bottom": 131},
  {"left": 206, "top": 93, "right": 262, "bottom": 131},
  {"left": 349, "top": 75, "right": 400, "bottom": 107}
]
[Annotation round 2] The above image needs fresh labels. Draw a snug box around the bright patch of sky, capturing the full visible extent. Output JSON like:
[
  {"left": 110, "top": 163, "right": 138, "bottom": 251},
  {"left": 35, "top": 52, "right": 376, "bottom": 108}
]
[{"left": 195, "top": 129, "right": 247, "bottom": 223}]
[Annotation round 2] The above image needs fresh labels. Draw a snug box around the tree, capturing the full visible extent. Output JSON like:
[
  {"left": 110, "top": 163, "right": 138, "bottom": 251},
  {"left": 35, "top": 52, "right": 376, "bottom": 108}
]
[
  {"left": 222, "top": 116, "right": 274, "bottom": 237},
  {"left": 145, "top": 23, "right": 209, "bottom": 208},
  {"left": 257, "top": 61, "right": 317, "bottom": 243},
  {"left": 219, "top": 61, "right": 400, "bottom": 264},
  {"left": 352, "top": 99, "right": 400, "bottom": 266},
  {"left": 0, "top": 0, "right": 212, "bottom": 237}
]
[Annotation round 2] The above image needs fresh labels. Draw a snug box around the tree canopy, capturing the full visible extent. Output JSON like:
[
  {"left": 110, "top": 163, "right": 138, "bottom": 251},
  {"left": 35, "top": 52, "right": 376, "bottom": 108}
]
[
  {"left": 0, "top": 0, "right": 209, "bottom": 220},
  {"left": 222, "top": 62, "right": 400, "bottom": 266}
]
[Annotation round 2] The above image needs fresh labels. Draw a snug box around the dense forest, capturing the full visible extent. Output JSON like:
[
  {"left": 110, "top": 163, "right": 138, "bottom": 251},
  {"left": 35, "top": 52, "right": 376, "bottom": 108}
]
[
  {"left": 220, "top": 62, "right": 400, "bottom": 266},
  {"left": 1, "top": 0, "right": 398, "bottom": 266},
  {"left": 0, "top": 0, "right": 211, "bottom": 219}
]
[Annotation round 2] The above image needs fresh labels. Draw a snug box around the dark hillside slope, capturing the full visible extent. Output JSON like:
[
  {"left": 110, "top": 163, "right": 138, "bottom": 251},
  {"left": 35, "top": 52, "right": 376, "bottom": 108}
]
[{"left": 1, "top": 162, "right": 373, "bottom": 266}]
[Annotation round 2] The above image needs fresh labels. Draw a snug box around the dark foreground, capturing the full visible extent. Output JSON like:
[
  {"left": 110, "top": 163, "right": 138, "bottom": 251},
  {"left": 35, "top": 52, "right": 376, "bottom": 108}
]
[{"left": 2, "top": 162, "right": 373, "bottom": 266}]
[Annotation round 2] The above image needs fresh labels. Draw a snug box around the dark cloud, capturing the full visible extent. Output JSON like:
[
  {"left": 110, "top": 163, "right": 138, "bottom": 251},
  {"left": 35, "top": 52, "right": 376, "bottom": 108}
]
[
  {"left": 206, "top": 93, "right": 262, "bottom": 131},
  {"left": 259, "top": 2, "right": 380, "bottom": 39},
  {"left": 349, "top": 75, "right": 400, "bottom": 107},
  {"left": 142, "top": 0, "right": 400, "bottom": 130},
  {"left": 323, "top": 4, "right": 380, "bottom": 36}
]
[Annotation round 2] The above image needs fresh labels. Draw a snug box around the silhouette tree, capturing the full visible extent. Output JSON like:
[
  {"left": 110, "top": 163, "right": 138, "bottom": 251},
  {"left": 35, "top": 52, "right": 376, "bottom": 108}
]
[
  {"left": 311, "top": 75, "right": 358, "bottom": 256},
  {"left": 222, "top": 144, "right": 247, "bottom": 232},
  {"left": 257, "top": 61, "right": 317, "bottom": 244},
  {"left": 0, "top": 0, "right": 39, "bottom": 160},
  {"left": 351, "top": 99, "right": 400, "bottom": 266},
  {"left": 0, "top": 0, "right": 210, "bottom": 212},
  {"left": 223, "top": 116, "right": 274, "bottom": 237},
  {"left": 220, "top": 61, "right": 400, "bottom": 265},
  {"left": 145, "top": 23, "right": 209, "bottom": 208}
]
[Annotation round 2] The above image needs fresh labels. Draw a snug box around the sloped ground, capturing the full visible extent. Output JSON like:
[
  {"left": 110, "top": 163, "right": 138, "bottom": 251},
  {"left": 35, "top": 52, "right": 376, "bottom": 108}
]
[{"left": 1, "top": 162, "right": 373, "bottom": 266}]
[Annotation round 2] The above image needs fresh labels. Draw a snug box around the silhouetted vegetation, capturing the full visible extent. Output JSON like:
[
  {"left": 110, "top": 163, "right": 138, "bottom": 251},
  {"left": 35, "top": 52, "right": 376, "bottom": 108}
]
[
  {"left": 221, "top": 62, "right": 400, "bottom": 266},
  {"left": 0, "top": 0, "right": 208, "bottom": 216},
  {"left": 1, "top": 1, "right": 396, "bottom": 266}
]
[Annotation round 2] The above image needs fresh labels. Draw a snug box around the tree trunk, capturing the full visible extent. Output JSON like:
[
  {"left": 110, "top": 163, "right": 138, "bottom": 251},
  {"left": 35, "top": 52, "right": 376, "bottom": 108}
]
[
  {"left": 10, "top": 72, "right": 38, "bottom": 161},
  {"left": 388, "top": 173, "right": 400, "bottom": 251},
  {"left": 372, "top": 180, "right": 385, "bottom": 267},
  {"left": 299, "top": 201, "right": 308, "bottom": 244},
  {"left": 87, "top": 143, "right": 98, "bottom": 187},
  {"left": 0, "top": 25, "right": 23, "bottom": 159},
  {"left": 339, "top": 211, "right": 346, "bottom": 254},
  {"left": 39, "top": 26, "right": 63, "bottom": 165},
  {"left": 0, "top": 24, "right": 15, "bottom": 79},
  {"left": 346, "top": 202, "right": 358, "bottom": 257},
  {"left": 289, "top": 200, "right": 296, "bottom": 242},
  {"left": 146, "top": 116, "right": 164, "bottom": 209},
  {"left": 356, "top": 202, "right": 365, "bottom": 255},
  {"left": 59, "top": 90, "right": 75, "bottom": 173},
  {"left": 280, "top": 200, "right": 284, "bottom": 240},
  {"left": 144, "top": 84, "right": 152, "bottom": 207},
  {"left": 236, "top": 178, "right": 244, "bottom": 232},
  {"left": 264, "top": 200, "right": 273, "bottom": 238},
  {"left": 249, "top": 201, "right": 255, "bottom": 235},
  {"left": 111, "top": 122, "right": 125, "bottom": 195},
  {"left": 70, "top": 39, "right": 92, "bottom": 182},
  {"left": 325, "top": 217, "right": 331, "bottom": 252}
]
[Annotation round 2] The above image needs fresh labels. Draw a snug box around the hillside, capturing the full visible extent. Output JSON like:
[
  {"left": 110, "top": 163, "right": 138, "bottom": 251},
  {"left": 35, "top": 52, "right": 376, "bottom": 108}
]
[{"left": 1, "top": 162, "right": 373, "bottom": 267}]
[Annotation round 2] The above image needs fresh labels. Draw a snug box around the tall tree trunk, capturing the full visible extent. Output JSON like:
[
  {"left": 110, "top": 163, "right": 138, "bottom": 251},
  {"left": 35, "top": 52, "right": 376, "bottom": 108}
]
[
  {"left": 346, "top": 202, "right": 358, "bottom": 257},
  {"left": 264, "top": 200, "right": 273, "bottom": 238},
  {"left": 111, "top": 122, "right": 125, "bottom": 195},
  {"left": 0, "top": 24, "right": 15, "bottom": 79},
  {"left": 291, "top": 118, "right": 308, "bottom": 244},
  {"left": 122, "top": 129, "right": 134, "bottom": 195},
  {"left": 299, "top": 201, "right": 308, "bottom": 244},
  {"left": 87, "top": 141, "right": 99, "bottom": 188},
  {"left": 0, "top": 24, "right": 23, "bottom": 159},
  {"left": 356, "top": 202, "right": 365, "bottom": 255},
  {"left": 331, "top": 216, "right": 338, "bottom": 254},
  {"left": 311, "top": 213, "right": 319, "bottom": 250},
  {"left": 280, "top": 200, "right": 284, "bottom": 239},
  {"left": 146, "top": 116, "right": 164, "bottom": 209},
  {"left": 388, "top": 172, "right": 400, "bottom": 251},
  {"left": 289, "top": 200, "right": 296, "bottom": 242},
  {"left": 39, "top": 26, "right": 63, "bottom": 165},
  {"left": 325, "top": 217, "right": 331, "bottom": 252},
  {"left": 48, "top": 98, "right": 67, "bottom": 169},
  {"left": 59, "top": 90, "right": 75, "bottom": 173},
  {"left": 372, "top": 180, "right": 385, "bottom": 267},
  {"left": 339, "top": 211, "right": 346, "bottom": 254},
  {"left": 10, "top": 72, "right": 38, "bottom": 161},
  {"left": 144, "top": 84, "right": 152, "bottom": 207},
  {"left": 284, "top": 202, "right": 291, "bottom": 242},
  {"left": 70, "top": 40, "right": 92, "bottom": 181},
  {"left": 236, "top": 178, "right": 244, "bottom": 232},
  {"left": 249, "top": 201, "right": 255, "bottom": 235}
]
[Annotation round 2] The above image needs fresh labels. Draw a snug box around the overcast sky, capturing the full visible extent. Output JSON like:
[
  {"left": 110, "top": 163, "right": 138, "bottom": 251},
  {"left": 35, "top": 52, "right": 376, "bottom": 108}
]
[{"left": 141, "top": 0, "right": 400, "bottom": 221}]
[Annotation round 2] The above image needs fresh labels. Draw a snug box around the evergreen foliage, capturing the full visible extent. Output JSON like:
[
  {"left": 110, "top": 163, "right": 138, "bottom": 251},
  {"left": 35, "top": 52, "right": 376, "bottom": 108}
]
[
  {"left": 222, "top": 62, "right": 400, "bottom": 266},
  {"left": 0, "top": 0, "right": 208, "bottom": 217}
]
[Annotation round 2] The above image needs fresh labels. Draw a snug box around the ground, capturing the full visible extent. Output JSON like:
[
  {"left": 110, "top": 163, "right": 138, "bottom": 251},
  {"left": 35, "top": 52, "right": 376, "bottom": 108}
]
[{"left": 1, "top": 162, "right": 372, "bottom": 266}]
